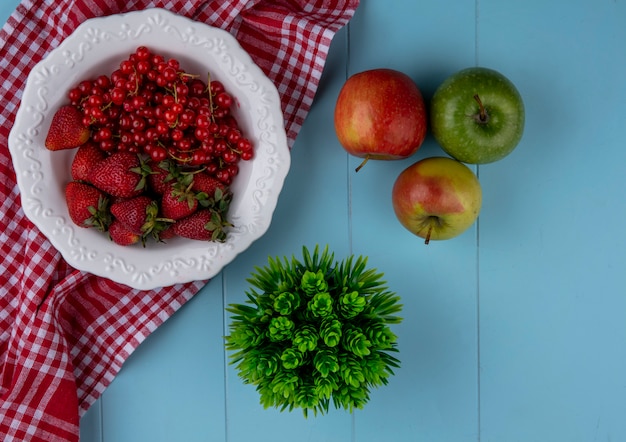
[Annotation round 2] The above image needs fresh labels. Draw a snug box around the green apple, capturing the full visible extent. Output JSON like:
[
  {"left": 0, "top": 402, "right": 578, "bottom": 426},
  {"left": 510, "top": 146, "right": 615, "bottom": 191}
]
[
  {"left": 392, "top": 157, "right": 482, "bottom": 244},
  {"left": 430, "top": 67, "right": 525, "bottom": 164}
]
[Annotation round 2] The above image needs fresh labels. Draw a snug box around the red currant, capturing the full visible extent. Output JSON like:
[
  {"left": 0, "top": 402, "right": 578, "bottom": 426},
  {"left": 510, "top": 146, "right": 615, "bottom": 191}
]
[
  {"left": 150, "top": 146, "right": 168, "bottom": 162},
  {"left": 222, "top": 150, "right": 239, "bottom": 163},
  {"left": 191, "top": 150, "right": 207, "bottom": 166},
  {"left": 64, "top": 46, "right": 254, "bottom": 214},
  {"left": 215, "top": 92, "right": 233, "bottom": 109},
  {"left": 167, "top": 58, "right": 180, "bottom": 70},
  {"left": 97, "top": 127, "right": 112, "bottom": 140},
  {"left": 171, "top": 102, "right": 184, "bottom": 115},
  {"left": 162, "top": 66, "right": 177, "bottom": 83},
  {"left": 227, "top": 129, "right": 241, "bottom": 144},
  {"left": 210, "top": 81, "right": 225, "bottom": 95},
  {"left": 136, "top": 60, "right": 151, "bottom": 74},
  {"left": 227, "top": 164, "right": 239, "bottom": 177},
  {"left": 177, "top": 138, "right": 193, "bottom": 151},
  {"left": 68, "top": 87, "right": 83, "bottom": 100},
  {"left": 120, "top": 60, "right": 135, "bottom": 75},
  {"left": 100, "top": 139, "right": 116, "bottom": 152},
  {"left": 164, "top": 110, "right": 178, "bottom": 124},
  {"left": 171, "top": 128, "right": 184, "bottom": 142},
  {"left": 175, "top": 83, "right": 189, "bottom": 97},
  {"left": 135, "top": 46, "right": 151, "bottom": 60},
  {"left": 77, "top": 80, "right": 93, "bottom": 94},
  {"left": 237, "top": 138, "right": 252, "bottom": 152},
  {"left": 190, "top": 79, "right": 206, "bottom": 96}
]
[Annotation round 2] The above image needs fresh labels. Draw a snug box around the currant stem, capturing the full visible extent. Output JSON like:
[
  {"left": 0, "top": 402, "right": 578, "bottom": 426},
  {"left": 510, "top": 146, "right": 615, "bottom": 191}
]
[
  {"left": 206, "top": 72, "right": 216, "bottom": 124},
  {"left": 473, "top": 94, "right": 488, "bottom": 122},
  {"left": 355, "top": 154, "right": 370, "bottom": 172}
]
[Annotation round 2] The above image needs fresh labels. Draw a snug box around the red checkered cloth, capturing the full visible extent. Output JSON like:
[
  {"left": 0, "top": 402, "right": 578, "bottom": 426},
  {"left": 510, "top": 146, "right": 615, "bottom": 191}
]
[{"left": 0, "top": 1, "right": 358, "bottom": 440}]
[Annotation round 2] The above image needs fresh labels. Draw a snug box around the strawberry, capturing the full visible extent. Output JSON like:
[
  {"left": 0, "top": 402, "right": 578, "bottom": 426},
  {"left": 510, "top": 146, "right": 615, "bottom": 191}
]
[
  {"left": 177, "top": 169, "right": 231, "bottom": 212},
  {"left": 199, "top": 183, "right": 232, "bottom": 214},
  {"left": 158, "top": 225, "right": 177, "bottom": 241},
  {"left": 108, "top": 219, "right": 141, "bottom": 246},
  {"left": 171, "top": 209, "right": 231, "bottom": 242},
  {"left": 89, "top": 151, "right": 149, "bottom": 198},
  {"left": 109, "top": 195, "right": 131, "bottom": 205},
  {"left": 161, "top": 184, "right": 199, "bottom": 220},
  {"left": 147, "top": 160, "right": 180, "bottom": 195},
  {"left": 190, "top": 172, "right": 227, "bottom": 197},
  {"left": 110, "top": 195, "right": 172, "bottom": 239},
  {"left": 65, "top": 181, "right": 110, "bottom": 231},
  {"left": 71, "top": 142, "right": 106, "bottom": 182},
  {"left": 45, "top": 105, "right": 90, "bottom": 151}
]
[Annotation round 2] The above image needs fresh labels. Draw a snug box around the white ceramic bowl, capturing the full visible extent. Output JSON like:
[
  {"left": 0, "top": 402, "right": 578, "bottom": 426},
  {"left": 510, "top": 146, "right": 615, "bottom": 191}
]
[{"left": 8, "top": 8, "right": 290, "bottom": 290}]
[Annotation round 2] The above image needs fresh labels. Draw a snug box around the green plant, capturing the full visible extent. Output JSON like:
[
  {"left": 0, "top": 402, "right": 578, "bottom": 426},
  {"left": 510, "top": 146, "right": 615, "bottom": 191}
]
[{"left": 225, "top": 245, "right": 403, "bottom": 416}]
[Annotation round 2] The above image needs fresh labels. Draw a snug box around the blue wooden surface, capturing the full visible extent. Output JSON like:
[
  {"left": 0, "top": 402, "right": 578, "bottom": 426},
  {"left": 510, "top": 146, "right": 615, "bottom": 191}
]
[{"left": 3, "top": 1, "right": 626, "bottom": 441}]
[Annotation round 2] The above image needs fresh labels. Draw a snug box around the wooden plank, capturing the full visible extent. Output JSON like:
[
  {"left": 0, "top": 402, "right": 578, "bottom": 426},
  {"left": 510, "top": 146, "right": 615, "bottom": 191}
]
[
  {"left": 80, "top": 401, "right": 102, "bottom": 442},
  {"left": 97, "top": 281, "right": 226, "bottom": 441},
  {"left": 221, "top": 26, "right": 354, "bottom": 441},
  {"left": 477, "top": 0, "right": 626, "bottom": 440},
  {"left": 346, "top": 1, "right": 480, "bottom": 440}
]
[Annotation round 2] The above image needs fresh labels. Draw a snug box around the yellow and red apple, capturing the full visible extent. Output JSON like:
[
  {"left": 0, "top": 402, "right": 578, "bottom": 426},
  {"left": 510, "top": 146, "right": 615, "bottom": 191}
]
[
  {"left": 334, "top": 68, "right": 427, "bottom": 171},
  {"left": 392, "top": 157, "right": 482, "bottom": 244}
]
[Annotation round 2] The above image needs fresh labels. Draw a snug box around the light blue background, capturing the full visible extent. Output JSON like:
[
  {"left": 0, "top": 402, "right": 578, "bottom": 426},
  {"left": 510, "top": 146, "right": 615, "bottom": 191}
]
[{"left": 2, "top": 1, "right": 625, "bottom": 441}]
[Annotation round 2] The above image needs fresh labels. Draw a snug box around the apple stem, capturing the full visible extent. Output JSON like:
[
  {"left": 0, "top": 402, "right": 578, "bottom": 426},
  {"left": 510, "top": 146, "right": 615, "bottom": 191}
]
[
  {"left": 473, "top": 94, "right": 488, "bottom": 122},
  {"left": 424, "top": 225, "right": 432, "bottom": 245},
  {"left": 355, "top": 155, "right": 370, "bottom": 172}
]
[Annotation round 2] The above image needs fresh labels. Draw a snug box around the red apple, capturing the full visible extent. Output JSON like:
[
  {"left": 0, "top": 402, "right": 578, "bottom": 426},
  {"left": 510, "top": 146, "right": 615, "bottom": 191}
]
[
  {"left": 334, "top": 68, "right": 427, "bottom": 171},
  {"left": 392, "top": 157, "right": 482, "bottom": 244}
]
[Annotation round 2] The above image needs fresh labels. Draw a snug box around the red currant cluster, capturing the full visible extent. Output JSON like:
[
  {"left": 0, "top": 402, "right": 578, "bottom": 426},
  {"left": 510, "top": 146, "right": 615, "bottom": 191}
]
[{"left": 67, "top": 45, "right": 254, "bottom": 184}]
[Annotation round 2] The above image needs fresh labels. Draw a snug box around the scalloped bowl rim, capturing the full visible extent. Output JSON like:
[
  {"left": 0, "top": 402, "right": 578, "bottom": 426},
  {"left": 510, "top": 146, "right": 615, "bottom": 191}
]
[{"left": 8, "top": 8, "right": 290, "bottom": 290}]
